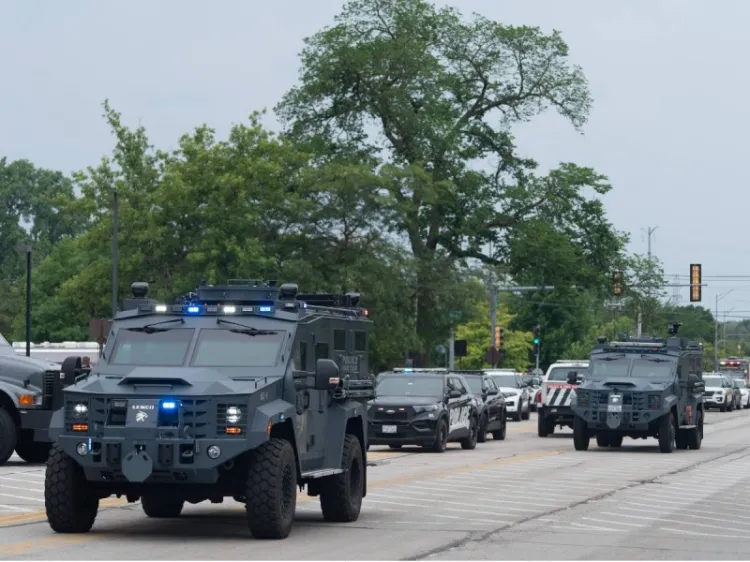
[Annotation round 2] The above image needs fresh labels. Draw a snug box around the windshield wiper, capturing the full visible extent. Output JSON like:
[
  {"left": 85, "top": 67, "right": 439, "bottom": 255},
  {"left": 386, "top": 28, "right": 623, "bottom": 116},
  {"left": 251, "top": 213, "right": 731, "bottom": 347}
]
[
  {"left": 216, "top": 318, "right": 278, "bottom": 336},
  {"left": 639, "top": 356, "right": 671, "bottom": 363},
  {"left": 598, "top": 354, "right": 626, "bottom": 362},
  {"left": 125, "top": 318, "right": 185, "bottom": 334}
]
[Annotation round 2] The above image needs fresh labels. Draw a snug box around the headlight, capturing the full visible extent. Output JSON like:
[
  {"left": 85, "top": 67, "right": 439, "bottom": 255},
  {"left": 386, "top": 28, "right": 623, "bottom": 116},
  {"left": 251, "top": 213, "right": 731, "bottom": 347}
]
[
  {"left": 73, "top": 403, "right": 88, "bottom": 418},
  {"left": 226, "top": 406, "right": 242, "bottom": 424},
  {"left": 413, "top": 404, "right": 439, "bottom": 414}
]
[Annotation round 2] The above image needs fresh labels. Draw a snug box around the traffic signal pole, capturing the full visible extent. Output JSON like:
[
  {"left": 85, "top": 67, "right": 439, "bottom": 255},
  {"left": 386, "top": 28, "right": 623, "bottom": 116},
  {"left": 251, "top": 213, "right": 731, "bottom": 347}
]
[{"left": 489, "top": 292, "right": 498, "bottom": 368}]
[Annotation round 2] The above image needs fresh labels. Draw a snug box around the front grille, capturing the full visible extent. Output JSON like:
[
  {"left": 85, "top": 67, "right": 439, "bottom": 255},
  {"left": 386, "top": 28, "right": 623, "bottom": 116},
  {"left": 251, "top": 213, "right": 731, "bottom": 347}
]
[{"left": 43, "top": 370, "right": 57, "bottom": 406}]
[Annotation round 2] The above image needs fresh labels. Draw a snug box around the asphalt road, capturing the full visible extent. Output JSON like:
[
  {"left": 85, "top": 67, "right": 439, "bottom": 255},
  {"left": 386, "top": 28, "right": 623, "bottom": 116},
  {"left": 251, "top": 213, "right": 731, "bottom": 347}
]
[{"left": 0, "top": 408, "right": 749, "bottom": 560}]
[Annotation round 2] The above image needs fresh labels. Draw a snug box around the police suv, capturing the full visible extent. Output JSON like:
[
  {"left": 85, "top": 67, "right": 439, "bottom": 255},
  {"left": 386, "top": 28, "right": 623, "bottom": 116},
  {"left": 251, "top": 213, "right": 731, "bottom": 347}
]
[{"left": 368, "top": 370, "right": 480, "bottom": 452}]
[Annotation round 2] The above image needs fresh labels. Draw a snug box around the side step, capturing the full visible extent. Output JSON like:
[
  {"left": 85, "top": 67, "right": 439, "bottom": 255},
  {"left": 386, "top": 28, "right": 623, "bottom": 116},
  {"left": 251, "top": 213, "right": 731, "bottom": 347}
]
[{"left": 301, "top": 468, "right": 344, "bottom": 479}]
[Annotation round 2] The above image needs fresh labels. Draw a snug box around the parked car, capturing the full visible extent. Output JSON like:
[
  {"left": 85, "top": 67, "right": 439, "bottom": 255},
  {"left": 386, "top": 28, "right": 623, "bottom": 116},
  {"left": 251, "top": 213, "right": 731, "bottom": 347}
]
[
  {"left": 485, "top": 370, "right": 531, "bottom": 422},
  {"left": 732, "top": 378, "right": 749, "bottom": 409},
  {"left": 521, "top": 374, "right": 543, "bottom": 411},
  {"left": 703, "top": 373, "right": 735, "bottom": 411}
]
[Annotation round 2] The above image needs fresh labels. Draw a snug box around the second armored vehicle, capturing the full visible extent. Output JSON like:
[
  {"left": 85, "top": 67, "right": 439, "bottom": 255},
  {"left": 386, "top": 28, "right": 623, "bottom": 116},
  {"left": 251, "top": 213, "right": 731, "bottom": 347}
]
[
  {"left": 44, "top": 280, "right": 375, "bottom": 539},
  {"left": 571, "top": 324, "right": 705, "bottom": 453}
]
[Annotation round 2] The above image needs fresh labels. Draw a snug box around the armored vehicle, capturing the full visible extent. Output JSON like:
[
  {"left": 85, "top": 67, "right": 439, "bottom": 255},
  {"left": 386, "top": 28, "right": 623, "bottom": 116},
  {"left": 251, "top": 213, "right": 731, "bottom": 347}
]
[
  {"left": 0, "top": 349, "right": 89, "bottom": 465},
  {"left": 571, "top": 323, "right": 705, "bottom": 453},
  {"left": 45, "top": 280, "right": 375, "bottom": 539},
  {"left": 368, "top": 370, "right": 480, "bottom": 451}
]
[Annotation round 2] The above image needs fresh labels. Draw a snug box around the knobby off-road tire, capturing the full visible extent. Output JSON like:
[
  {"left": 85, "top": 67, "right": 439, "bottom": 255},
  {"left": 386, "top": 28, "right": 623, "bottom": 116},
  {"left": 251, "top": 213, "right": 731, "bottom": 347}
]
[
  {"left": 45, "top": 443, "right": 99, "bottom": 533},
  {"left": 675, "top": 428, "right": 689, "bottom": 450},
  {"left": 687, "top": 410, "right": 703, "bottom": 450},
  {"left": 492, "top": 416, "right": 507, "bottom": 441},
  {"left": 0, "top": 408, "right": 18, "bottom": 466},
  {"left": 460, "top": 417, "right": 479, "bottom": 450},
  {"left": 431, "top": 419, "right": 448, "bottom": 452},
  {"left": 15, "top": 433, "right": 51, "bottom": 464},
  {"left": 320, "top": 434, "right": 364, "bottom": 523},
  {"left": 573, "top": 417, "right": 589, "bottom": 451},
  {"left": 477, "top": 415, "right": 488, "bottom": 443},
  {"left": 658, "top": 413, "right": 676, "bottom": 453},
  {"left": 141, "top": 493, "right": 184, "bottom": 518},
  {"left": 245, "top": 439, "right": 297, "bottom": 539}
]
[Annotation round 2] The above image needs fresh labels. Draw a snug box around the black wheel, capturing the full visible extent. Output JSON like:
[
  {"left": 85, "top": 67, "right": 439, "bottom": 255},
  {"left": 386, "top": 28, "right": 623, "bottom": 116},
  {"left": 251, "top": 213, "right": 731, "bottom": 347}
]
[
  {"left": 596, "top": 434, "right": 611, "bottom": 448},
  {"left": 141, "top": 493, "right": 184, "bottom": 518},
  {"left": 460, "top": 417, "right": 478, "bottom": 450},
  {"left": 521, "top": 402, "right": 530, "bottom": 420},
  {"left": 675, "top": 429, "right": 689, "bottom": 450},
  {"left": 573, "top": 417, "right": 589, "bottom": 451},
  {"left": 15, "top": 435, "right": 51, "bottom": 464},
  {"left": 492, "top": 415, "right": 507, "bottom": 441},
  {"left": 720, "top": 404, "right": 727, "bottom": 412},
  {"left": 320, "top": 434, "right": 364, "bottom": 523},
  {"left": 477, "top": 415, "right": 488, "bottom": 443},
  {"left": 511, "top": 409, "right": 522, "bottom": 422},
  {"left": 431, "top": 419, "right": 448, "bottom": 452},
  {"left": 537, "top": 414, "right": 549, "bottom": 437},
  {"left": 609, "top": 435, "right": 623, "bottom": 448},
  {"left": 688, "top": 410, "right": 703, "bottom": 450},
  {"left": 45, "top": 443, "right": 99, "bottom": 533},
  {"left": 0, "top": 408, "right": 18, "bottom": 466},
  {"left": 658, "top": 413, "right": 676, "bottom": 453},
  {"left": 245, "top": 438, "right": 297, "bottom": 539},
  {"left": 388, "top": 444, "right": 402, "bottom": 450}
]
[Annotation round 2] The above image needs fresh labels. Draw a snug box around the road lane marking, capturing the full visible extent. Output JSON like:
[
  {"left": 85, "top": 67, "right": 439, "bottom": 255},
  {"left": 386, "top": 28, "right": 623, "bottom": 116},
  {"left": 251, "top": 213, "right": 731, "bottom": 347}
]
[{"left": 0, "top": 446, "right": 563, "bottom": 555}]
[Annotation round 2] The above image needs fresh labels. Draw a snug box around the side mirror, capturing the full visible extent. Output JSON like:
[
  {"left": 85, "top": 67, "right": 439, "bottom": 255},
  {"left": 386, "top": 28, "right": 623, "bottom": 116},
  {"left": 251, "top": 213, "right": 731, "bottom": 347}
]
[
  {"left": 315, "top": 358, "right": 340, "bottom": 391},
  {"left": 447, "top": 389, "right": 462, "bottom": 399},
  {"left": 687, "top": 373, "right": 702, "bottom": 390},
  {"left": 567, "top": 372, "right": 578, "bottom": 385},
  {"left": 487, "top": 388, "right": 499, "bottom": 396}
]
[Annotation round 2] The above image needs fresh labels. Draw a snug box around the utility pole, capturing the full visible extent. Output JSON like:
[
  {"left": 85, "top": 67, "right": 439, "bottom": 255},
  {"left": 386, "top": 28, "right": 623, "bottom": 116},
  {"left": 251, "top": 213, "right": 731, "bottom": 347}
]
[
  {"left": 637, "top": 226, "right": 658, "bottom": 337},
  {"left": 112, "top": 188, "right": 119, "bottom": 319},
  {"left": 448, "top": 327, "right": 455, "bottom": 370}
]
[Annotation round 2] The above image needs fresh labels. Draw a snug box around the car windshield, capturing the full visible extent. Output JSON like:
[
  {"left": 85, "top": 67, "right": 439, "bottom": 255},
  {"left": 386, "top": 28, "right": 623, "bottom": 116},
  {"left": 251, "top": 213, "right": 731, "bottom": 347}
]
[
  {"left": 191, "top": 329, "right": 285, "bottom": 367},
  {"left": 703, "top": 376, "right": 723, "bottom": 388},
  {"left": 376, "top": 376, "right": 443, "bottom": 397},
  {"left": 489, "top": 374, "right": 518, "bottom": 388},
  {"left": 109, "top": 329, "right": 195, "bottom": 366},
  {"left": 548, "top": 367, "right": 586, "bottom": 381},
  {"left": 463, "top": 376, "right": 484, "bottom": 394},
  {"left": 589, "top": 356, "right": 675, "bottom": 379}
]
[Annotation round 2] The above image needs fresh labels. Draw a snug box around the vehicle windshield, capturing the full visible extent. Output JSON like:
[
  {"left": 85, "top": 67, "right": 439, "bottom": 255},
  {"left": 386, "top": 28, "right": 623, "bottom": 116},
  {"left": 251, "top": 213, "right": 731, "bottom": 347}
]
[
  {"left": 109, "top": 328, "right": 195, "bottom": 366},
  {"left": 703, "top": 376, "right": 723, "bottom": 388},
  {"left": 548, "top": 367, "right": 586, "bottom": 381},
  {"left": 463, "top": 376, "right": 484, "bottom": 394},
  {"left": 376, "top": 376, "right": 443, "bottom": 397},
  {"left": 489, "top": 374, "right": 518, "bottom": 388},
  {"left": 589, "top": 356, "right": 675, "bottom": 379},
  {"left": 191, "top": 329, "right": 285, "bottom": 367}
]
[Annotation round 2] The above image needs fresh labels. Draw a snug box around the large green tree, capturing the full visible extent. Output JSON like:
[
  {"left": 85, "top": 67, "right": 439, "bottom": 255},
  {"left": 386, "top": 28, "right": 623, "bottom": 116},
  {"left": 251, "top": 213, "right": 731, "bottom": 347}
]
[{"left": 276, "top": 0, "right": 626, "bottom": 354}]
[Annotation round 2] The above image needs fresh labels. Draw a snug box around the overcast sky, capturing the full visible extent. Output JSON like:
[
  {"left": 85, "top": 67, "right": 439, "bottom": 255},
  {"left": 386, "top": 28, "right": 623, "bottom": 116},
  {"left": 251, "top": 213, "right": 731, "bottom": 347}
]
[{"left": 2, "top": 0, "right": 749, "bottom": 322}]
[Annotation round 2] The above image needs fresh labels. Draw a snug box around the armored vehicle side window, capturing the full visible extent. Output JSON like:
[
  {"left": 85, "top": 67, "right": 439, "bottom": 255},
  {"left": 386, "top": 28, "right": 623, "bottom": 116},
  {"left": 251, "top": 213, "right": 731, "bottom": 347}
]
[
  {"left": 354, "top": 330, "right": 367, "bottom": 352},
  {"left": 191, "top": 329, "right": 285, "bottom": 367},
  {"left": 333, "top": 330, "right": 346, "bottom": 351},
  {"left": 110, "top": 328, "right": 194, "bottom": 366},
  {"left": 315, "top": 342, "right": 329, "bottom": 361}
]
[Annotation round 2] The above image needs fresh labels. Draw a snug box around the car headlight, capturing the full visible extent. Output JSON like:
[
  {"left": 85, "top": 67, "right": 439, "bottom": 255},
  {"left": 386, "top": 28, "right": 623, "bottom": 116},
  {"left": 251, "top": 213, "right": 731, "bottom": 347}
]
[
  {"left": 413, "top": 404, "right": 439, "bottom": 414},
  {"left": 73, "top": 403, "right": 88, "bottom": 418},
  {"left": 226, "top": 406, "right": 242, "bottom": 424}
]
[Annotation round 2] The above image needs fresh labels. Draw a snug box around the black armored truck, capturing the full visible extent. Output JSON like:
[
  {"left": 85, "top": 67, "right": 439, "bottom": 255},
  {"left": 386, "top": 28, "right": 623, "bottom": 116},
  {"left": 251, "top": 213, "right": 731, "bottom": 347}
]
[
  {"left": 571, "top": 323, "right": 705, "bottom": 453},
  {"left": 44, "top": 280, "right": 375, "bottom": 539},
  {"left": 0, "top": 341, "right": 90, "bottom": 465}
]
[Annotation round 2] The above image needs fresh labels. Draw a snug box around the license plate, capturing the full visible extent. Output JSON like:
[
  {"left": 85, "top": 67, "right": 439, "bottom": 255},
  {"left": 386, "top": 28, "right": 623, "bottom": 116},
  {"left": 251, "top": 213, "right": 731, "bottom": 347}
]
[
  {"left": 550, "top": 408, "right": 558, "bottom": 413},
  {"left": 382, "top": 425, "right": 397, "bottom": 433},
  {"left": 607, "top": 404, "right": 622, "bottom": 413}
]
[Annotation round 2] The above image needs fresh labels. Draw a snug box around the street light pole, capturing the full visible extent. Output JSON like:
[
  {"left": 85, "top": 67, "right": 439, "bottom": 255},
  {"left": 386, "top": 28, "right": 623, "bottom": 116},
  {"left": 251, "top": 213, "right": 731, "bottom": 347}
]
[
  {"left": 715, "top": 289, "right": 737, "bottom": 370},
  {"left": 112, "top": 188, "right": 119, "bottom": 319},
  {"left": 15, "top": 244, "right": 32, "bottom": 357}
]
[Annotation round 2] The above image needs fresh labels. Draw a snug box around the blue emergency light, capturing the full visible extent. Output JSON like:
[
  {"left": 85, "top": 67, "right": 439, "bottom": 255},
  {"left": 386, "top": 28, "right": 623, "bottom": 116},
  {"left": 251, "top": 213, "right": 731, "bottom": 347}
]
[
  {"left": 404, "top": 368, "right": 413, "bottom": 373},
  {"left": 161, "top": 400, "right": 177, "bottom": 410},
  {"left": 186, "top": 305, "right": 200, "bottom": 314}
]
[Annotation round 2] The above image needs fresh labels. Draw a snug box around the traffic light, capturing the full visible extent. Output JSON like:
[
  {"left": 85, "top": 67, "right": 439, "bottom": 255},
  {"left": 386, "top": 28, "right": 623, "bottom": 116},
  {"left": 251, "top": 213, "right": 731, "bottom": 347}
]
[
  {"left": 690, "top": 264, "right": 701, "bottom": 302},
  {"left": 494, "top": 326, "right": 505, "bottom": 348},
  {"left": 611, "top": 270, "right": 623, "bottom": 297},
  {"left": 532, "top": 325, "right": 540, "bottom": 356}
]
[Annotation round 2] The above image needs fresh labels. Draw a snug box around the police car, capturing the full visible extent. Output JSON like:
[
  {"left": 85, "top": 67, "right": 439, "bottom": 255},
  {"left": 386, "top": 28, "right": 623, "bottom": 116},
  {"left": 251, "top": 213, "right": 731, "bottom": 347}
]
[{"left": 368, "top": 370, "right": 481, "bottom": 452}]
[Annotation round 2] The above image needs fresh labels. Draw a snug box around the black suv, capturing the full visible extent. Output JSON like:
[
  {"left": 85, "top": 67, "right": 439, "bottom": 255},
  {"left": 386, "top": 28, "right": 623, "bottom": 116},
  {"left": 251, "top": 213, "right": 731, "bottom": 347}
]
[
  {"left": 368, "top": 370, "right": 480, "bottom": 452},
  {"left": 453, "top": 371, "right": 507, "bottom": 442}
]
